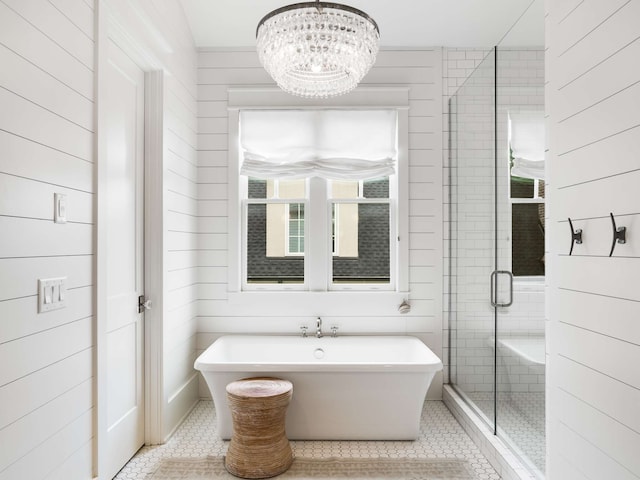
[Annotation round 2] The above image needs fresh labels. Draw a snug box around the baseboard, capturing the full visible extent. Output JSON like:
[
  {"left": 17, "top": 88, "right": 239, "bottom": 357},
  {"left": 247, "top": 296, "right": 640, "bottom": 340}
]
[{"left": 163, "top": 374, "right": 200, "bottom": 442}]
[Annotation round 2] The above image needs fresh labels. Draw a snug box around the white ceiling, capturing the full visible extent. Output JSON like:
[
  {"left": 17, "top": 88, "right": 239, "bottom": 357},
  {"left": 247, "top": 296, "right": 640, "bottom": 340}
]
[{"left": 178, "top": 0, "right": 544, "bottom": 49}]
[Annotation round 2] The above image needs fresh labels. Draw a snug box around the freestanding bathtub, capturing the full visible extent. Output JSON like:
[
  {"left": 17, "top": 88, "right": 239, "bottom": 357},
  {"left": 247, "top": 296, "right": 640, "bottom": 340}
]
[{"left": 194, "top": 335, "right": 443, "bottom": 440}]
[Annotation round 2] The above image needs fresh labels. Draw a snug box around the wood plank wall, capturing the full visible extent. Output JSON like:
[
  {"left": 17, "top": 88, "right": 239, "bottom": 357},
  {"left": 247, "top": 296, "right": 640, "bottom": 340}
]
[
  {"left": 101, "top": 0, "right": 200, "bottom": 442},
  {"left": 546, "top": 1, "right": 640, "bottom": 478},
  {"left": 195, "top": 48, "right": 445, "bottom": 399},
  {"left": 0, "top": 0, "right": 198, "bottom": 477},
  {"left": 0, "top": 0, "right": 95, "bottom": 478}
]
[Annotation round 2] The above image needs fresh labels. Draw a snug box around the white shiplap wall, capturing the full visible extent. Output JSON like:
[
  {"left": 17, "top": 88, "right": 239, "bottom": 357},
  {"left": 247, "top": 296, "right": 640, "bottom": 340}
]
[
  {"left": 196, "top": 48, "right": 445, "bottom": 399},
  {"left": 0, "top": 1, "right": 197, "bottom": 477},
  {"left": 0, "top": 0, "right": 95, "bottom": 478},
  {"left": 546, "top": 0, "right": 640, "bottom": 478},
  {"left": 100, "top": 0, "right": 200, "bottom": 441}
]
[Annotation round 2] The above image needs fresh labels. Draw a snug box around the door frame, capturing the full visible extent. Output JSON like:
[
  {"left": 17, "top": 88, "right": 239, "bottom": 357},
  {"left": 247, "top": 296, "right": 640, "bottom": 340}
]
[{"left": 95, "top": 2, "right": 165, "bottom": 478}]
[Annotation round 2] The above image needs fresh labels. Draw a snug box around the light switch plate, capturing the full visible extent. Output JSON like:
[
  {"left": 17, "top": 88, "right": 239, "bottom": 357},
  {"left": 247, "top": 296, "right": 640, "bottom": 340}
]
[
  {"left": 54, "top": 193, "right": 67, "bottom": 224},
  {"left": 38, "top": 277, "right": 67, "bottom": 313}
]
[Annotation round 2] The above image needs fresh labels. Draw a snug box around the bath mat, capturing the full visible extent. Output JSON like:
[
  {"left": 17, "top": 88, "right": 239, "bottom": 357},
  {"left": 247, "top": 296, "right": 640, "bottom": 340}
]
[{"left": 145, "top": 456, "right": 476, "bottom": 479}]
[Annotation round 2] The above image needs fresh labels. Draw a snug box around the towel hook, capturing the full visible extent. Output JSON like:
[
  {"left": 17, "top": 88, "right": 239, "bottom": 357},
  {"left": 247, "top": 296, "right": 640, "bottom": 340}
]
[
  {"left": 568, "top": 217, "right": 582, "bottom": 256},
  {"left": 609, "top": 212, "right": 626, "bottom": 257}
]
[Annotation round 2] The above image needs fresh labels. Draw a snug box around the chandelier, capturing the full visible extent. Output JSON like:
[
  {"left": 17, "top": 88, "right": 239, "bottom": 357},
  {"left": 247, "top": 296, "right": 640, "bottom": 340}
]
[{"left": 256, "top": 1, "right": 380, "bottom": 98}]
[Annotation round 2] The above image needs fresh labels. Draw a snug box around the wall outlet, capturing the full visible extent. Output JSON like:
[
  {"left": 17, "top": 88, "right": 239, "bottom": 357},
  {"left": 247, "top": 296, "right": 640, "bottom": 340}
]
[{"left": 38, "top": 277, "right": 67, "bottom": 313}]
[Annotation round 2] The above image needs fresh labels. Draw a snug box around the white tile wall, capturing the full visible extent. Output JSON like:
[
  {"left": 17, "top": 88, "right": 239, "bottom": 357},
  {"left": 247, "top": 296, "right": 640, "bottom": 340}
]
[
  {"left": 442, "top": 48, "right": 493, "bottom": 384},
  {"left": 444, "top": 47, "right": 546, "bottom": 396},
  {"left": 445, "top": 48, "right": 496, "bottom": 395}
]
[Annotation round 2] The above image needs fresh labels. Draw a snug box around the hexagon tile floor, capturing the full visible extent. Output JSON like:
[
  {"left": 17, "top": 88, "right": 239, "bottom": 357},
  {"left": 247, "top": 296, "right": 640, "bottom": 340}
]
[{"left": 114, "top": 400, "right": 501, "bottom": 480}]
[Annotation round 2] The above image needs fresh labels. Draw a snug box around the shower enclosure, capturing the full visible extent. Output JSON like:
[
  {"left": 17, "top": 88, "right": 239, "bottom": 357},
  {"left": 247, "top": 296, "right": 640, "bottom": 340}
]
[{"left": 448, "top": 14, "right": 546, "bottom": 478}]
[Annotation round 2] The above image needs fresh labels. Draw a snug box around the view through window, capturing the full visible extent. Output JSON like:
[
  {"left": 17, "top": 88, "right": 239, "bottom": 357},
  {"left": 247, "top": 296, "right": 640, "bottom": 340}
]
[
  {"left": 510, "top": 174, "right": 545, "bottom": 277},
  {"left": 244, "top": 177, "right": 392, "bottom": 286}
]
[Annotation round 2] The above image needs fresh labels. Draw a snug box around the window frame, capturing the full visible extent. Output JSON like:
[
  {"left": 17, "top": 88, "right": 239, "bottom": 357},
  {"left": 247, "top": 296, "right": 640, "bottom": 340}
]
[
  {"left": 331, "top": 203, "right": 339, "bottom": 256},
  {"left": 227, "top": 87, "right": 410, "bottom": 306},
  {"left": 328, "top": 180, "right": 395, "bottom": 290},
  {"left": 241, "top": 176, "right": 396, "bottom": 291}
]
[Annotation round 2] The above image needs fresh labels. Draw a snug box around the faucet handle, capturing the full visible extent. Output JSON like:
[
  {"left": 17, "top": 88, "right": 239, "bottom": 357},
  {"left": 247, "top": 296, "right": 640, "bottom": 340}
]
[
  {"left": 331, "top": 325, "right": 338, "bottom": 337},
  {"left": 300, "top": 325, "right": 308, "bottom": 337}
]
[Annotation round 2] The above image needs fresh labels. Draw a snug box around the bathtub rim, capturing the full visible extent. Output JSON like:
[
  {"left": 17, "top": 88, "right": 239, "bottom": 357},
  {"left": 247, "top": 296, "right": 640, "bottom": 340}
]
[{"left": 194, "top": 334, "right": 443, "bottom": 373}]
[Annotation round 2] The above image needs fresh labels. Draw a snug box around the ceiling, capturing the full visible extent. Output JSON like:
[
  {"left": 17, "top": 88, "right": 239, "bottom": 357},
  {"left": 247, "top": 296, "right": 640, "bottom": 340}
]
[{"left": 178, "top": 0, "right": 544, "bottom": 49}]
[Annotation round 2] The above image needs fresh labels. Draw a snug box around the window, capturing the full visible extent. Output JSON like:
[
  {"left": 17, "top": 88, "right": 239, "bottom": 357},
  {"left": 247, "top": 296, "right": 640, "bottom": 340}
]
[
  {"left": 509, "top": 111, "right": 545, "bottom": 277},
  {"left": 331, "top": 178, "right": 390, "bottom": 284},
  {"left": 243, "top": 176, "right": 394, "bottom": 289},
  {"left": 238, "top": 109, "right": 399, "bottom": 291},
  {"left": 287, "top": 203, "right": 304, "bottom": 255},
  {"left": 247, "top": 178, "right": 306, "bottom": 284},
  {"left": 510, "top": 175, "right": 545, "bottom": 277}
]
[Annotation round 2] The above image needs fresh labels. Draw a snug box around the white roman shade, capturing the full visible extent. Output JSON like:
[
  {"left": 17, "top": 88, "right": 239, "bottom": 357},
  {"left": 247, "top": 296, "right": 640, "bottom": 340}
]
[
  {"left": 239, "top": 110, "right": 398, "bottom": 180},
  {"left": 509, "top": 111, "right": 545, "bottom": 180}
]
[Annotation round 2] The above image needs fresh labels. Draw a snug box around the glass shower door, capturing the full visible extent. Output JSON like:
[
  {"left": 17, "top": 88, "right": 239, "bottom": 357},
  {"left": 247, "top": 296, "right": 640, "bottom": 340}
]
[{"left": 450, "top": 5, "right": 547, "bottom": 477}]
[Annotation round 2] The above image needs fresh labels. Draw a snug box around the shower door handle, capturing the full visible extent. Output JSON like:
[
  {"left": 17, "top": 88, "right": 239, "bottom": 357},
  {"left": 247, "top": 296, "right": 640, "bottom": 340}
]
[{"left": 490, "top": 270, "right": 513, "bottom": 307}]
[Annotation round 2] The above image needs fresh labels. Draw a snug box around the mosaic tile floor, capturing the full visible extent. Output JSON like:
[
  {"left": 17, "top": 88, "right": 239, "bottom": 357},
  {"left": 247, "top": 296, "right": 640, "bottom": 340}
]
[
  {"left": 114, "top": 400, "right": 501, "bottom": 480},
  {"left": 468, "top": 392, "right": 545, "bottom": 476}
]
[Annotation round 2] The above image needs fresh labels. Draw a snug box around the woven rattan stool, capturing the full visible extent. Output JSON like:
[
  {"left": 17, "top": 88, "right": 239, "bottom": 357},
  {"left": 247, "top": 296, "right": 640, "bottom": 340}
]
[{"left": 224, "top": 377, "right": 293, "bottom": 479}]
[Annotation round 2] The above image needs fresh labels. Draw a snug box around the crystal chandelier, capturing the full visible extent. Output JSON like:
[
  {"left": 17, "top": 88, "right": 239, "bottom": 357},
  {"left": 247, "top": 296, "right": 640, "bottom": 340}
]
[{"left": 256, "top": 1, "right": 380, "bottom": 98}]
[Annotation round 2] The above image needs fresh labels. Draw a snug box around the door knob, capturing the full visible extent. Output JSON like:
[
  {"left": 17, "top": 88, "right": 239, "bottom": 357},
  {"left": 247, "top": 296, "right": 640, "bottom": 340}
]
[{"left": 138, "top": 295, "right": 152, "bottom": 313}]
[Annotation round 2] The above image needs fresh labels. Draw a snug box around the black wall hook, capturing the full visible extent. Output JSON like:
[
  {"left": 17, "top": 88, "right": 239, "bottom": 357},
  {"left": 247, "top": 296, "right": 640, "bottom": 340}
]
[
  {"left": 568, "top": 217, "right": 582, "bottom": 256},
  {"left": 609, "top": 212, "right": 626, "bottom": 257}
]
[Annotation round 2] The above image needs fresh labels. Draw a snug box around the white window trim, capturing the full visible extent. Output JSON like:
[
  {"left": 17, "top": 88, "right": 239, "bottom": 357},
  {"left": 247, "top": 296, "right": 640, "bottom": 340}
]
[
  {"left": 332, "top": 203, "right": 340, "bottom": 257},
  {"left": 227, "top": 87, "right": 410, "bottom": 308},
  {"left": 509, "top": 176, "right": 545, "bottom": 205}
]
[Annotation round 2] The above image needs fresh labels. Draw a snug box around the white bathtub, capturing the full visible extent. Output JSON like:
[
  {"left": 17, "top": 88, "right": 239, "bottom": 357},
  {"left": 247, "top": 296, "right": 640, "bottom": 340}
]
[
  {"left": 497, "top": 336, "right": 545, "bottom": 365},
  {"left": 194, "top": 335, "right": 443, "bottom": 440}
]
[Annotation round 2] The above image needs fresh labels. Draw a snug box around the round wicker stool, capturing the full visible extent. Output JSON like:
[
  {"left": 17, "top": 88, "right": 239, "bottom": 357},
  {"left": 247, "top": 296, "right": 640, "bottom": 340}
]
[{"left": 224, "top": 377, "right": 293, "bottom": 479}]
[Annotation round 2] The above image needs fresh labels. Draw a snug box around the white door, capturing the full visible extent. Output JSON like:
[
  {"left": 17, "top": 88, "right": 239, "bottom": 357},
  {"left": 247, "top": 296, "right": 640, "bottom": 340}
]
[{"left": 104, "top": 38, "right": 145, "bottom": 479}]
